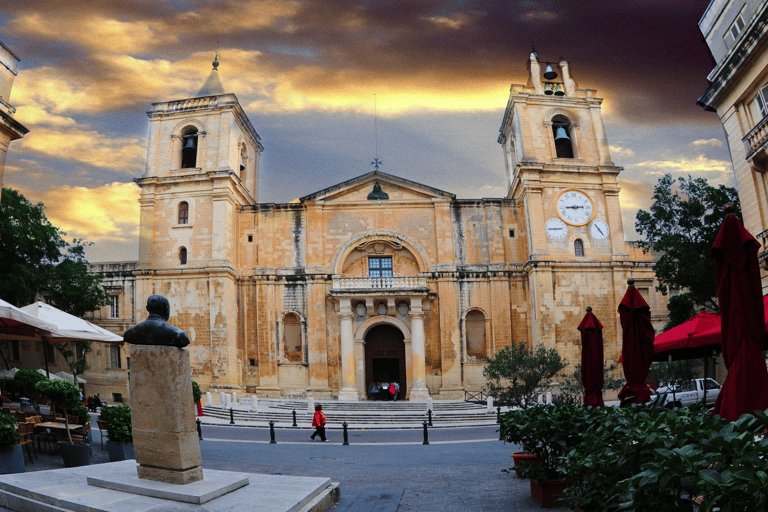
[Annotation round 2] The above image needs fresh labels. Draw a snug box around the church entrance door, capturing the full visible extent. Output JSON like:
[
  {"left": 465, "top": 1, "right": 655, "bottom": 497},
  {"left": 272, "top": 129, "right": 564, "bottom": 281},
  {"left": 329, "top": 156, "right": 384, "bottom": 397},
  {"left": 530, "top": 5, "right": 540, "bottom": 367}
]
[{"left": 365, "top": 324, "right": 406, "bottom": 400}]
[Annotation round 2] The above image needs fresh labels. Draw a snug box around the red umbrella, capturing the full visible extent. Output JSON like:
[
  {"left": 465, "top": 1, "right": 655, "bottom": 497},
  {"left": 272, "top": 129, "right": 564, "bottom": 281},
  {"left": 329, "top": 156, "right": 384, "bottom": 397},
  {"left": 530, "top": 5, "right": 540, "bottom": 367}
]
[
  {"left": 652, "top": 311, "right": 722, "bottom": 361},
  {"left": 711, "top": 206, "right": 768, "bottom": 421},
  {"left": 617, "top": 279, "right": 655, "bottom": 406},
  {"left": 578, "top": 306, "right": 604, "bottom": 407}
]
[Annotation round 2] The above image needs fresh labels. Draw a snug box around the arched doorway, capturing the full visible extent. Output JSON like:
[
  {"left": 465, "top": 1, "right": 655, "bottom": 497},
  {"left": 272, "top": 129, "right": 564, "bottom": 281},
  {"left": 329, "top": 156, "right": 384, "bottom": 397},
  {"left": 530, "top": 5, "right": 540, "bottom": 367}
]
[{"left": 365, "top": 324, "right": 406, "bottom": 399}]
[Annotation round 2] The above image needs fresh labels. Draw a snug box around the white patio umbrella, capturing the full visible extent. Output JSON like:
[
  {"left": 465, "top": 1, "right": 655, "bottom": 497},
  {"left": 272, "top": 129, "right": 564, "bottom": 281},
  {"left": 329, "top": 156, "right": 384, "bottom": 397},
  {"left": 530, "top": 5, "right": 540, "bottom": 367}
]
[
  {"left": 0, "top": 368, "right": 19, "bottom": 380},
  {"left": 20, "top": 302, "right": 123, "bottom": 344},
  {"left": 54, "top": 371, "right": 86, "bottom": 384},
  {"left": 19, "top": 302, "right": 123, "bottom": 378},
  {"left": 36, "top": 369, "right": 66, "bottom": 380},
  {"left": 0, "top": 298, "right": 59, "bottom": 341}
]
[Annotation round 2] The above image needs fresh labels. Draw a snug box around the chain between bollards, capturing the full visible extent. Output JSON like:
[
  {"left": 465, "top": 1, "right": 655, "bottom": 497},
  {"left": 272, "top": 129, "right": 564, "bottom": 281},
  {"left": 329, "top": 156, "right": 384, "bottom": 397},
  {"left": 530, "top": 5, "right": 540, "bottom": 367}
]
[
  {"left": 196, "top": 418, "right": 203, "bottom": 440},
  {"left": 422, "top": 421, "right": 429, "bottom": 445},
  {"left": 342, "top": 422, "right": 349, "bottom": 445},
  {"left": 269, "top": 420, "right": 277, "bottom": 444},
  {"left": 292, "top": 409, "right": 297, "bottom": 427},
  {"left": 427, "top": 409, "right": 433, "bottom": 427},
  {"left": 229, "top": 407, "right": 235, "bottom": 425}
]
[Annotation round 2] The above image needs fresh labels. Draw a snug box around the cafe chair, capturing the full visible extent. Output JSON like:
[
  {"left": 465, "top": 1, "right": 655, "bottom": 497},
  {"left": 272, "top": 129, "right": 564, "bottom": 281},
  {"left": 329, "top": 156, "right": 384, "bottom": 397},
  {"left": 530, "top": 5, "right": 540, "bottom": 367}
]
[{"left": 18, "top": 423, "right": 36, "bottom": 463}]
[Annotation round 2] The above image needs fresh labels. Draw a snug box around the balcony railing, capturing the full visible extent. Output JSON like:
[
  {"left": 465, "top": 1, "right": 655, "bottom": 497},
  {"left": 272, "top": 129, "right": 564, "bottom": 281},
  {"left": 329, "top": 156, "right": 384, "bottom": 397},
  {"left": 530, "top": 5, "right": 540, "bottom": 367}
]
[
  {"left": 743, "top": 114, "right": 768, "bottom": 162},
  {"left": 332, "top": 276, "right": 427, "bottom": 290}
]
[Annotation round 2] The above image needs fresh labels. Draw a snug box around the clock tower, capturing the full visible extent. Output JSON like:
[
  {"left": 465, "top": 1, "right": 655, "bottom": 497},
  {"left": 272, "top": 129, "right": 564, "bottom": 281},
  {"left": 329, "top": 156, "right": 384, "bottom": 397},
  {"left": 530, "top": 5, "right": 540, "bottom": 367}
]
[{"left": 498, "top": 52, "right": 629, "bottom": 263}]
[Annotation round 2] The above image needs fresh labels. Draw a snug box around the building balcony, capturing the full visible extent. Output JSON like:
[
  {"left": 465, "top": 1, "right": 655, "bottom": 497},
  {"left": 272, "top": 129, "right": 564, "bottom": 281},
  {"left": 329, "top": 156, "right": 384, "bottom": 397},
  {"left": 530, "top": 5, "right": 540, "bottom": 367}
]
[
  {"left": 757, "top": 228, "right": 768, "bottom": 271},
  {"left": 743, "top": 114, "right": 768, "bottom": 171},
  {"left": 331, "top": 276, "right": 428, "bottom": 292}
]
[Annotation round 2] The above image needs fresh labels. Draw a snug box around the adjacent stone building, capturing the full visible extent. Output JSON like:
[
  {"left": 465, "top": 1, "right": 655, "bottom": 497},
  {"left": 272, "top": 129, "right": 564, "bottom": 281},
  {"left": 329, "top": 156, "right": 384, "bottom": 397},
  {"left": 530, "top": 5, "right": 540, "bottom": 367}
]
[
  {"left": 698, "top": 0, "right": 768, "bottom": 291},
  {"left": 87, "top": 53, "right": 666, "bottom": 402},
  {"left": 0, "top": 40, "right": 28, "bottom": 201}
]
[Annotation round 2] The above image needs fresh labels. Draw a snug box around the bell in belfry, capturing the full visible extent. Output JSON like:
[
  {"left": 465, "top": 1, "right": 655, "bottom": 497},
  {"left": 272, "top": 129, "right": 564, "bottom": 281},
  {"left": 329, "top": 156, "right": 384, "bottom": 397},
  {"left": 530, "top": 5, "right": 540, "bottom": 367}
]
[
  {"left": 543, "top": 64, "right": 557, "bottom": 80},
  {"left": 554, "top": 126, "right": 570, "bottom": 140},
  {"left": 181, "top": 135, "right": 197, "bottom": 168}
]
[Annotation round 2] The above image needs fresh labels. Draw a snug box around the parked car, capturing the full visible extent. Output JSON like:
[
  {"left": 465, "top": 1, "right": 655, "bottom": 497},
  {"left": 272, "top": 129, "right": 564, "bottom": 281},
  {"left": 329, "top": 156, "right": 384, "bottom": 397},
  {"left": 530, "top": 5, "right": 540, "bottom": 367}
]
[{"left": 651, "top": 378, "right": 721, "bottom": 408}]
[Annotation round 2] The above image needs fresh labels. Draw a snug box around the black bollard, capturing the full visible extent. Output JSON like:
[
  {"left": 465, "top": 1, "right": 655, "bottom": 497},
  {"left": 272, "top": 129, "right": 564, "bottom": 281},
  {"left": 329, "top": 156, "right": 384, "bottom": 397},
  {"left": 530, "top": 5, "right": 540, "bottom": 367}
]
[
  {"left": 196, "top": 418, "right": 203, "bottom": 440},
  {"left": 342, "top": 422, "right": 349, "bottom": 446},
  {"left": 292, "top": 409, "right": 297, "bottom": 427},
  {"left": 496, "top": 406, "right": 501, "bottom": 424},
  {"left": 422, "top": 421, "right": 429, "bottom": 445},
  {"left": 427, "top": 409, "right": 433, "bottom": 427},
  {"left": 230, "top": 407, "right": 235, "bottom": 425},
  {"left": 499, "top": 418, "right": 504, "bottom": 441},
  {"left": 269, "top": 420, "right": 277, "bottom": 444}
]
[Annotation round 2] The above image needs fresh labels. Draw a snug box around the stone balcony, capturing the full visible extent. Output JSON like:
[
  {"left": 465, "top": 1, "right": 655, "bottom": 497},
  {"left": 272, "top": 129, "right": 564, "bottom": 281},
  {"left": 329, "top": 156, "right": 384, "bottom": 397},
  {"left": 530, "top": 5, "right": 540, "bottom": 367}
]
[
  {"left": 743, "top": 114, "right": 768, "bottom": 171},
  {"left": 331, "top": 276, "right": 428, "bottom": 292}
]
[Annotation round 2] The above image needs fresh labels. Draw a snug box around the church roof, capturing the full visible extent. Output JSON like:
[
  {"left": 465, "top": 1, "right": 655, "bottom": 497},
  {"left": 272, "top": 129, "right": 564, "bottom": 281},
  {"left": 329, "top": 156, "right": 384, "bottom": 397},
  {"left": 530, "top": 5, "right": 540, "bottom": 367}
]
[
  {"left": 300, "top": 170, "right": 456, "bottom": 203},
  {"left": 196, "top": 55, "right": 225, "bottom": 97}
]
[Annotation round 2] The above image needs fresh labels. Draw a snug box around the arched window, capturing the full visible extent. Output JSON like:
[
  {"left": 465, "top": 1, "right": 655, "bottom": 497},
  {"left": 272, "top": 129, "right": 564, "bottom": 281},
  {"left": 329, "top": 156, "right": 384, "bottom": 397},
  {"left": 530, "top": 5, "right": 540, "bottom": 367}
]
[
  {"left": 283, "top": 312, "right": 302, "bottom": 362},
  {"left": 552, "top": 115, "right": 574, "bottom": 159},
  {"left": 466, "top": 309, "right": 486, "bottom": 358},
  {"left": 181, "top": 128, "right": 198, "bottom": 169},
  {"left": 574, "top": 239, "right": 584, "bottom": 257},
  {"left": 178, "top": 201, "right": 189, "bottom": 225},
  {"left": 179, "top": 247, "right": 187, "bottom": 265}
]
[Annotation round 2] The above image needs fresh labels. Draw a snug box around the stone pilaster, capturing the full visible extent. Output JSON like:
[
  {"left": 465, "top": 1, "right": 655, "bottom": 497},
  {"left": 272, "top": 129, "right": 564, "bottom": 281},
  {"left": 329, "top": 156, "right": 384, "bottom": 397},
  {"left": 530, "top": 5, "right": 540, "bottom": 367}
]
[
  {"left": 409, "top": 298, "right": 430, "bottom": 400},
  {"left": 337, "top": 298, "right": 358, "bottom": 401}
]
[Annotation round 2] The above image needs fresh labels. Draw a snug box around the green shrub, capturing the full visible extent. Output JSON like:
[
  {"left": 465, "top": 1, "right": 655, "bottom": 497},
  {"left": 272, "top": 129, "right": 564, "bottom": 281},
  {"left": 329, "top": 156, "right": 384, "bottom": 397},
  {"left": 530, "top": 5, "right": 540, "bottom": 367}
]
[
  {"left": 485, "top": 342, "right": 566, "bottom": 409},
  {"left": 71, "top": 403, "right": 90, "bottom": 425},
  {"left": 13, "top": 369, "right": 46, "bottom": 398},
  {"left": 0, "top": 411, "right": 19, "bottom": 449},
  {"left": 35, "top": 379, "right": 81, "bottom": 444},
  {"left": 99, "top": 406, "right": 132, "bottom": 443}
]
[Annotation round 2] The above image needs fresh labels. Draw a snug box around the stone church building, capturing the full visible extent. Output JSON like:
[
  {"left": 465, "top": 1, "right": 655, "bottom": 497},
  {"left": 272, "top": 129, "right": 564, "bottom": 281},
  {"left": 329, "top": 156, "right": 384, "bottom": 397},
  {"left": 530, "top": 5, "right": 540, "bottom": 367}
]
[{"left": 85, "top": 53, "right": 665, "bottom": 402}]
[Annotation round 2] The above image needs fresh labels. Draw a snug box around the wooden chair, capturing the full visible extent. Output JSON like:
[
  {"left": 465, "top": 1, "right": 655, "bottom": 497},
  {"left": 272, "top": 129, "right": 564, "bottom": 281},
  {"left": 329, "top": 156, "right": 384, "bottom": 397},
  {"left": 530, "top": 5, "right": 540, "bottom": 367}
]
[
  {"left": 17, "top": 423, "right": 35, "bottom": 463},
  {"left": 71, "top": 422, "right": 90, "bottom": 444},
  {"left": 97, "top": 419, "right": 107, "bottom": 450}
]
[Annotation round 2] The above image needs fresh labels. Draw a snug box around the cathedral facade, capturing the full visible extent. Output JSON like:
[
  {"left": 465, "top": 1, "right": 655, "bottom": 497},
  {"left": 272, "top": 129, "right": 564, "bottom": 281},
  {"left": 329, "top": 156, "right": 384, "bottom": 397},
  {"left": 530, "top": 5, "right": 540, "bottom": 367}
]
[{"left": 88, "top": 53, "right": 665, "bottom": 401}]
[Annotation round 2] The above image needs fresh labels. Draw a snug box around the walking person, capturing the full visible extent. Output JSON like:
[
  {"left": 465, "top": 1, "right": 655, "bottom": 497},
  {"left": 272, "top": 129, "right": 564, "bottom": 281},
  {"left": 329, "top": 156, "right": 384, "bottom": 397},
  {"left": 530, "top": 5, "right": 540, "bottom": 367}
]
[{"left": 310, "top": 404, "right": 327, "bottom": 441}]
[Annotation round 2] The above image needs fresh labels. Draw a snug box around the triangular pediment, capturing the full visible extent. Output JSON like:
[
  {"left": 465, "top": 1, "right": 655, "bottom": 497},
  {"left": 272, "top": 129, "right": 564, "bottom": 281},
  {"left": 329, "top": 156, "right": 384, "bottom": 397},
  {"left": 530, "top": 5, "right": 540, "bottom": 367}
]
[{"left": 300, "top": 171, "right": 455, "bottom": 203}]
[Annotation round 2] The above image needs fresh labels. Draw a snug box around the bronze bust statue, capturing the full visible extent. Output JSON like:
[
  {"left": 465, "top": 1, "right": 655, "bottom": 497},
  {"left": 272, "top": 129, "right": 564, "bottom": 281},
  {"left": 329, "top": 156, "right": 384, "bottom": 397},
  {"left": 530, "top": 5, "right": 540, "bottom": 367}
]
[
  {"left": 124, "top": 294, "right": 190, "bottom": 347},
  {"left": 367, "top": 181, "right": 389, "bottom": 200}
]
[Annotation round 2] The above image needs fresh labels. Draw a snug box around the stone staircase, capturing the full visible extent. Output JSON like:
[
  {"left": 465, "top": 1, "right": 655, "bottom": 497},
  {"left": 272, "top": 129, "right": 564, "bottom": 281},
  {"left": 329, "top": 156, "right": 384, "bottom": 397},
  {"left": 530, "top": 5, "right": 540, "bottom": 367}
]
[{"left": 201, "top": 399, "right": 501, "bottom": 429}]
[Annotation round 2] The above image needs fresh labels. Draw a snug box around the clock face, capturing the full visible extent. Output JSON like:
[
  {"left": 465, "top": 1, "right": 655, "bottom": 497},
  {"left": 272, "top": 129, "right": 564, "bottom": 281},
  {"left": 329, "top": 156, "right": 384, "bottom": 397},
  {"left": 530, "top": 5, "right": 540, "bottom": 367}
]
[
  {"left": 545, "top": 218, "right": 567, "bottom": 240},
  {"left": 589, "top": 219, "right": 609, "bottom": 240},
  {"left": 557, "top": 190, "right": 594, "bottom": 225}
]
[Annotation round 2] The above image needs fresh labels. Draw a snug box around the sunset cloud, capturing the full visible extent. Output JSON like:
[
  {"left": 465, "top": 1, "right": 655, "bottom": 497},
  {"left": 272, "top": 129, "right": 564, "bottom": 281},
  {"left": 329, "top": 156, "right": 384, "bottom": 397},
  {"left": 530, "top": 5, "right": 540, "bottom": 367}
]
[
  {"left": 691, "top": 138, "right": 724, "bottom": 147},
  {"left": 632, "top": 155, "right": 732, "bottom": 174}
]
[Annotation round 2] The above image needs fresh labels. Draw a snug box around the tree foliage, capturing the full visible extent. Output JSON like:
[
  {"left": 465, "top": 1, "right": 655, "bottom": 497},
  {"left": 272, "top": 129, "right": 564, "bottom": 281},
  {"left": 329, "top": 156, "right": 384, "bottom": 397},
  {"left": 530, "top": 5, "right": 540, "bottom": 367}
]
[
  {"left": 483, "top": 342, "right": 566, "bottom": 409},
  {"left": 556, "top": 362, "right": 625, "bottom": 404},
  {"left": 0, "top": 188, "right": 109, "bottom": 315},
  {"left": 634, "top": 174, "right": 741, "bottom": 329}
]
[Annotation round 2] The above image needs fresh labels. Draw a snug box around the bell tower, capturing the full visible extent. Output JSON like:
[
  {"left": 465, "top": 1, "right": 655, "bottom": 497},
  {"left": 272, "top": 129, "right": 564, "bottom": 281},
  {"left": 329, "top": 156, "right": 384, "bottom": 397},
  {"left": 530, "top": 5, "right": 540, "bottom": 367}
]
[
  {"left": 498, "top": 52, "right": 628, "bottom": 262},
  {"left": 135, "top": 56, "right": 263, "bottom": 270}
]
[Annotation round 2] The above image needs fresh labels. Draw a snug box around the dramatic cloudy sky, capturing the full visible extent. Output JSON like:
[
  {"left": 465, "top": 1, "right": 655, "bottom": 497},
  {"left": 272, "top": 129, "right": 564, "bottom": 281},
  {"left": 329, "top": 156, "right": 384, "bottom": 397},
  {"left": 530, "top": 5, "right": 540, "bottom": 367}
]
[{"left": 1, "top": 0, "right": 732, "bottom": 262}]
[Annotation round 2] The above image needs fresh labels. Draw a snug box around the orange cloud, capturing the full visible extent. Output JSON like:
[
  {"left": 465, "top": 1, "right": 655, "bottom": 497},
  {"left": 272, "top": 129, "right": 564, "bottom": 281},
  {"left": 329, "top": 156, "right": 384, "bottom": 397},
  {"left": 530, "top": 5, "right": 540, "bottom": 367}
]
[{"left": 22, "top": 182, "right": 140, "bottom": 245}]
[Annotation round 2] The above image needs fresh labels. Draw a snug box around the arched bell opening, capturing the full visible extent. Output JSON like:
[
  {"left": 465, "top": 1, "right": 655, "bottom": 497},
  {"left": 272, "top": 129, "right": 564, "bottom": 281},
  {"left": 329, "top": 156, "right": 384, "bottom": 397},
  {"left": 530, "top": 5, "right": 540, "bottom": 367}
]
[
  {"left": 364, "top": 324, "right": 406, "bottom": 400},
  {"left": 552, "top": 115, "right": 574, "bottom": 159},
  {"left": 181, "top": 127, "right": 199, "bottom": 169}
]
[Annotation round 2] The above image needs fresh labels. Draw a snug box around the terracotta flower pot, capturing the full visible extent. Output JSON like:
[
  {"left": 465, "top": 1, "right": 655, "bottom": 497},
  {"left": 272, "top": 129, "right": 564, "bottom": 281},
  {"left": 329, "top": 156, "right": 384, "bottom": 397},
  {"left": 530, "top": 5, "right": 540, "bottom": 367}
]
[
  {"left": 530, "top": 478, "right": 567, "bottom": 508},
  {"left": 511, "top": 451, "right": 539, "bottom": 478}
]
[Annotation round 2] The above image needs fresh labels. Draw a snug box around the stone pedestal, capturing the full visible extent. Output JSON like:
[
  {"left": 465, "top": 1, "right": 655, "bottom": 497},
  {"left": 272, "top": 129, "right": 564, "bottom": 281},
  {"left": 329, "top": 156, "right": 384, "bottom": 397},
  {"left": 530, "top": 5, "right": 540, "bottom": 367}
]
[{"left": 130, "top": 345, "right": 203, "bottom": 485}]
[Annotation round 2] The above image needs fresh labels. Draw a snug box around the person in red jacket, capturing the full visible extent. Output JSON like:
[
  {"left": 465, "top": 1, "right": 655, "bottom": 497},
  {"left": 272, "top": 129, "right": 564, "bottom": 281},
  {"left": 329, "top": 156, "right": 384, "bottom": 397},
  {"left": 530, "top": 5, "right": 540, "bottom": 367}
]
[{"left": 310, "top": 403, "right": 327, "bottom": 441}]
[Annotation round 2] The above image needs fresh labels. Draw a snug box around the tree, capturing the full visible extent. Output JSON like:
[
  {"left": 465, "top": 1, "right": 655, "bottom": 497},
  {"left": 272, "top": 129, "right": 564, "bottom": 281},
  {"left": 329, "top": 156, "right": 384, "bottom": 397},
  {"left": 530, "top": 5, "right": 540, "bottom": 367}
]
[
  {"left": 635, "top": 174, "right": 741, "bottom": 330},
  {"left": 0, "top": 188, "right": 109, "bottom": 313},
  {"left": 556, "top": 362, "right": 625, "bottom": 404},
  {"left": 483, "top": 342, "right": 567, "bottom": 409}
]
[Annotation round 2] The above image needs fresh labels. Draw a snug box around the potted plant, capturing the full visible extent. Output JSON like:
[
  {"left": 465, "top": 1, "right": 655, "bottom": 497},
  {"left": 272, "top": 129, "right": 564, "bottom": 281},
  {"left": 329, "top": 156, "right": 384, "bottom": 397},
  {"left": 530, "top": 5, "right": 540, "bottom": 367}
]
[
  {"left": 99, "top": 405, "right": 134, "bottom": 461},
  {"left": 0, "top": 410, "right": 23, "bottom": 474},
  {"left": 192, "top": 380, "right": 203, "bottom": 416},
  {"left": 35, "top": 378, "right": 90, "bottom": 467}
]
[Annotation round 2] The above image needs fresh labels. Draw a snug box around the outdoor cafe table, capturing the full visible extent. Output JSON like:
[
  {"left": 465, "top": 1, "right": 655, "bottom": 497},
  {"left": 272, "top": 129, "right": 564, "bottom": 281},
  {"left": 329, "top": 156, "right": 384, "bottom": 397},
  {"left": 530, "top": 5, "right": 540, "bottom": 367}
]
[{"left": 35, "top": 421, "right": 85, "bottom": 453}]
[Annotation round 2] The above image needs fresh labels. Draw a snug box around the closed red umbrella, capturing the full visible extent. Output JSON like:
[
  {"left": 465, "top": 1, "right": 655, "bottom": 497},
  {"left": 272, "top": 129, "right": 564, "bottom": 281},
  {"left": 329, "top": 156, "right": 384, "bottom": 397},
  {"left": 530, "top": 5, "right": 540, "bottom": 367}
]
[
  {"left": 711, "top": 205, "right": 768, "bottom": 421},
  {"left": 578, "top": 306, "right": 604, "bottom": 407},
  {"left": 617, "top": 279, "right": 655, "bottom": 406}
]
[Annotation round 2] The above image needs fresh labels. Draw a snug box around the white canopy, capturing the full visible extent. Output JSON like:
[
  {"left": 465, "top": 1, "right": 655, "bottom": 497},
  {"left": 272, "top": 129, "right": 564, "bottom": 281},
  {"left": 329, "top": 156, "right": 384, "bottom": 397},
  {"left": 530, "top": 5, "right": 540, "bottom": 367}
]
[
  {"left": 36, "top": 369, "right": 66, "bottom": 380},
  {"left": 20, "top": 302, "right": 123, "bottom": 345},
  {"left": 54, "top": 371, "right": 86, "bottom": 384},
  {"left": 0, "top": 298, "right": 59, "bottom": 341},
  {"left": 0, "top": 368, "right": 19, "bottom": 380}
]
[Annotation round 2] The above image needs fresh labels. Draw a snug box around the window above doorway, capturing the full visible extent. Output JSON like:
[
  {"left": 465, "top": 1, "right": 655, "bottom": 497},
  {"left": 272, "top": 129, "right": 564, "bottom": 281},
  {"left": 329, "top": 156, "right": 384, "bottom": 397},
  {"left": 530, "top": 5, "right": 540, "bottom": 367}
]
[{"left": 368, "top": 256, "right": 393, "bottom": 278}]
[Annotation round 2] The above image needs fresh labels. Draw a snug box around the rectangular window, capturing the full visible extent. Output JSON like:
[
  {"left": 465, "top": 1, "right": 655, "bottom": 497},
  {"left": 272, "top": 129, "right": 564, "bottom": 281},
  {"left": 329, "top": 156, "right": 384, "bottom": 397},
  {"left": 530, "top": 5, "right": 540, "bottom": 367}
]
[
  {"left": 112, "top": 393, "right": 123, "bottom": 403},
  {"left": 110, "top": 295, "right": 119, "bottom": 318},
  {"left": 723, "top": 6, "right": 747, "bottom": 47},
  {"left": 11, "top": 341, "right": 19, "bottom": 361},
  {"left": 110, "top": 345, "right": 121, "bottom": 369},
  {"left": 368, "top": 256, "right": 393, "bottom": 278},
  {"left": 756, "top": 83, "right": 768, "bottom": 118}
]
